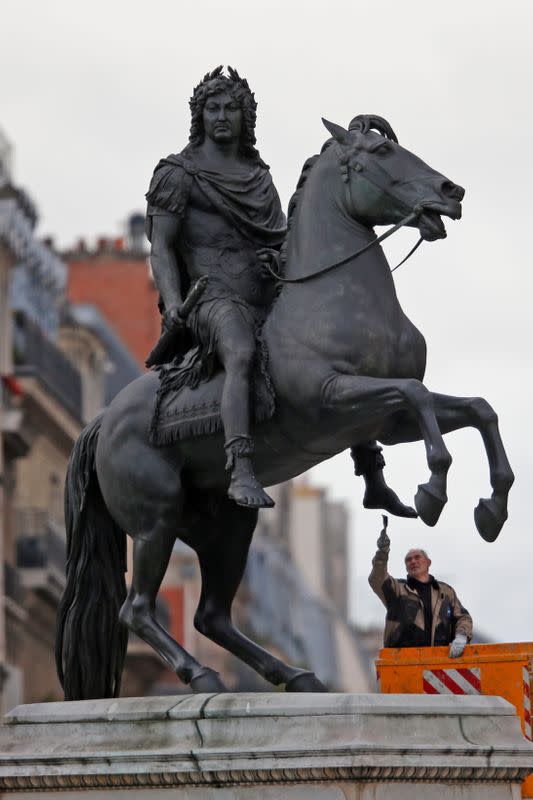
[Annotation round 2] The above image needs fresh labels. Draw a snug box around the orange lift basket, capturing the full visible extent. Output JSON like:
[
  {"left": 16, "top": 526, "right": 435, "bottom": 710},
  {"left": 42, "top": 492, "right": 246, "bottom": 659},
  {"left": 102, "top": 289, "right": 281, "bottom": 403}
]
[{"left": 376, "top": 642, "right": 533, "bottom": 797}]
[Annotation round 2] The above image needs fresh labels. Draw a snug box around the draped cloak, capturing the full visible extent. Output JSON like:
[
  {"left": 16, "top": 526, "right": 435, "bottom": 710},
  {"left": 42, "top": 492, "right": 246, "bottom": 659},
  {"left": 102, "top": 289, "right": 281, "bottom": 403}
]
[
  {"left": 145, "top": 146, "right": 287, "bottom": 444},
  {"left": 146, "top": 146, "right": 287, "bottom": 302}
]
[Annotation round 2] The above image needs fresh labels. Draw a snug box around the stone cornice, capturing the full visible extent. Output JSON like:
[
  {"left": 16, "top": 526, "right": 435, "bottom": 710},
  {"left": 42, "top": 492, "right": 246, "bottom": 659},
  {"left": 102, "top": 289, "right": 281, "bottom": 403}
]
[
  {"left": 0, "top": 765, "right": 530, "bottom": 792},
  {"left": 1, "top": 693, "right": 532, "bottom": 793}
]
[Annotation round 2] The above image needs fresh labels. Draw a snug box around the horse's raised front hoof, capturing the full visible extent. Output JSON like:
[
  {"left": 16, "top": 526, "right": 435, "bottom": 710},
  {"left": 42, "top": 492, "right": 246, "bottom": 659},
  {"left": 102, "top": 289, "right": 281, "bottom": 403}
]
[
  {"left": 415, "top": 482, "right": 447, "bottom": 527},
  {"left": 285, "top": 671, "right": 328, "bottom": 692},
  {"left": 474, "top": 497, "right": 508, "bottom": 543},
  {"left": 189, "top": 667, "right": 227, "bottom": 693}
]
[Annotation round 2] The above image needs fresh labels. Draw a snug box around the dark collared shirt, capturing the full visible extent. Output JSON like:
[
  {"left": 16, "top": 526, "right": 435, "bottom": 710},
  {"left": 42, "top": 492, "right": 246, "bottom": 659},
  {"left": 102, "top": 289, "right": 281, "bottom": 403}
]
[{"left": 407, "top": 575, "right": 438, "bottom": 646}]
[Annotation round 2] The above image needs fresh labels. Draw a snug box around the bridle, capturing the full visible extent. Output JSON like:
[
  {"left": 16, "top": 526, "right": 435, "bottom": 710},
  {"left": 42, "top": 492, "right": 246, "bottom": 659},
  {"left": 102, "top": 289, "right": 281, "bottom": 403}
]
[
  {"left": 266, "top": 140, "right": 429, "bottom": 285},
  {"left": 266, "top": 209, "right": 425, "bottom": 285}
]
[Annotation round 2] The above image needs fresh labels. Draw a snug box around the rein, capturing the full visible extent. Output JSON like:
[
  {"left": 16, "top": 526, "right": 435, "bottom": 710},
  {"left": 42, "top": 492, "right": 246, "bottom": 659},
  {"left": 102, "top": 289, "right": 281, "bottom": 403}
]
[{"left": 266, "top": 207, "right": 424, "bottom": 285}]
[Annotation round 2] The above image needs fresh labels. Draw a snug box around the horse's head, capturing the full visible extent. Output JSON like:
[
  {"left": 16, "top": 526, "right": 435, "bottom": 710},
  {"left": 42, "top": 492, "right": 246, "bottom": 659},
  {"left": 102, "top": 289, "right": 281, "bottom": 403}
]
[{"left": 322, "top": 115, "right": 464, "bottom": 241}]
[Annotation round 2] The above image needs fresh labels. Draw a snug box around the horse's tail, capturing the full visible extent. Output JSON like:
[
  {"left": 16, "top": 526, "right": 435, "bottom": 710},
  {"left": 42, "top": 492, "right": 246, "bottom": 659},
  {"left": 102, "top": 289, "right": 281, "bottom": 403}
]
[{"left": 55, "top": 412, "right": 128, "bottom": 700}]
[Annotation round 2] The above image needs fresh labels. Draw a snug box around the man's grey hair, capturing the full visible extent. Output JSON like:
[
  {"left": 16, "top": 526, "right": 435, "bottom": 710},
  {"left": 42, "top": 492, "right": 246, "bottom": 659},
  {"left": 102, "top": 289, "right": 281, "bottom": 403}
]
[{"left": 405, "top": 548, "right": 430, "bottom": 561}]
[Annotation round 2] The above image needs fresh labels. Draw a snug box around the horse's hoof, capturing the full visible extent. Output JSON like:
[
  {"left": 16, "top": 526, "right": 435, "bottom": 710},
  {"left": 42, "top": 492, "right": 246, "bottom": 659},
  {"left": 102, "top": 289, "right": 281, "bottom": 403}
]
[
  {"left": 474, "top": 498, "right": 507, "bottom": 542},
  {"left": 285, "top": 671, "right": 328, "bottom": 692},
  {"left": 190, "top": 668, "right": 227, "bottom": 693},
  {"left": 415, "top": 482, "right": 447, "bottom": 527}
]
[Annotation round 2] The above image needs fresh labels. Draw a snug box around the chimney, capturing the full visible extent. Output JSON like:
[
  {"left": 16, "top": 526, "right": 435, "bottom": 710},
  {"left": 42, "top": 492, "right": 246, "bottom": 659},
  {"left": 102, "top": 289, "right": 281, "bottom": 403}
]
[{"left": 127, "top": 212, "right": 146, "bottom": 254}]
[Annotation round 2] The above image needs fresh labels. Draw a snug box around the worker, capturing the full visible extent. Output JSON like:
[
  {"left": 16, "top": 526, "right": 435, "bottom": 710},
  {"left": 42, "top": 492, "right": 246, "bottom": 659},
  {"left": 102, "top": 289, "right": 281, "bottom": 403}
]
[{"left": 369, "top": 516, "right": 472, "bottom": 656}]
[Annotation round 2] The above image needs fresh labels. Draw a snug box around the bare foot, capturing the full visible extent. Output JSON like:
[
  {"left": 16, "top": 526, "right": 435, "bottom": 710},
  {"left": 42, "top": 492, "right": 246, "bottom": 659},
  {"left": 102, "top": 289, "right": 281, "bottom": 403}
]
[{"left": 228, "top": 459, "right": 275, "bottom": 508}]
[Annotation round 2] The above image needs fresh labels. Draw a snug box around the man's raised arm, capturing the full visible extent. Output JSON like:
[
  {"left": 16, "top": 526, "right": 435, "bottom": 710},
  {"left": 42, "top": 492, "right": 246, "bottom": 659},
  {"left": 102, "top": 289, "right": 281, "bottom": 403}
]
[
  {"left": 149, "top": 212, "right": 183, "bottom": 326},
  {"left": 368, "top": 518, "right": 393, "bottom": 605}
]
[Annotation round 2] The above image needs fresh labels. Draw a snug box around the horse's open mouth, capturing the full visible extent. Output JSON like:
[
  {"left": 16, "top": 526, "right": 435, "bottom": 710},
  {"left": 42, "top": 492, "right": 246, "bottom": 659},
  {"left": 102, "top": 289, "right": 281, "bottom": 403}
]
[{"left": 418, "top": 210, "right": 447, "bottom": 241}]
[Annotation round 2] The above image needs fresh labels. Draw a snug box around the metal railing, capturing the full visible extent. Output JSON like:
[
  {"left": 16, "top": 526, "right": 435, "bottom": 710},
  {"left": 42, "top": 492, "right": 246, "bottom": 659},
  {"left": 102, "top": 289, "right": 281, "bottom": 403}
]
[
  {"left": 13, "top": 311, "right": 82, "bottom": 421},
  {"left": 16, "top": 508, "right": 66, "bottom": 574},
  {"left": 4, "top": 561, "right": 24, "bottom": 606}
]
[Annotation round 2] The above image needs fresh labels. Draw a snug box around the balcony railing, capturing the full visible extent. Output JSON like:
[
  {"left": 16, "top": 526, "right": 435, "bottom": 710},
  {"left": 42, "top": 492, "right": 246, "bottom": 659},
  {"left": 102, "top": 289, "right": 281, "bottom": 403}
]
[
  {"left": 0, "top": 376, "right": 31, "bottom": 457},
  {"left": 16, "top": 508, "right": 67, "bottom": 602},
  {"left": 13, "top": 311, "right": 82, "bottom": 421},
  {"left": 4, "top": 561, "right": 24, "bottom": 607},
  {"left": 17, "top": 528, "right": 66, "bottom": 572}
]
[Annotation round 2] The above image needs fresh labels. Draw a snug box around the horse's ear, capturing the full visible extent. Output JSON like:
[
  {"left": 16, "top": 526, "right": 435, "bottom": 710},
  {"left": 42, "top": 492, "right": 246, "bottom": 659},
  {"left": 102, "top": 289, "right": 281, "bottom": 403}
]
[{"left": 322, "top": 118, "right": 350, "bottom": 145}]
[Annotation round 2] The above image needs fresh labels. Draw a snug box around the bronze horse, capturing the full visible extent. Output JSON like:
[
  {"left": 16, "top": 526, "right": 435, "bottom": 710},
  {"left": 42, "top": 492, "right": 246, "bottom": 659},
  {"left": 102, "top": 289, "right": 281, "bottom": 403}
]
[{"left": 56, "top": 115, "right": 513, "bottom": 699}]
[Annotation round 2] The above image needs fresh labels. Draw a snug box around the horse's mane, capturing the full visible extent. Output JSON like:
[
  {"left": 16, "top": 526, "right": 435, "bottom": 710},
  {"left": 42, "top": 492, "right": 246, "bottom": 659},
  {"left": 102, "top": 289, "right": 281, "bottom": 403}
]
[{"left": 280, "top": 142, "right": 334, "bottom": 268}]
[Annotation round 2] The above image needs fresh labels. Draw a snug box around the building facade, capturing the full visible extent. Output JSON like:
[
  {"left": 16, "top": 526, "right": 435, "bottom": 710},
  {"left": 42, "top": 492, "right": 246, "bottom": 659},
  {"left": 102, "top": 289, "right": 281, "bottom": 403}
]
[
  {"left": 0, "top": 136, "right": 146, "bottom": 710},
  {"left": 65, "top": 216, "right": 160, "bottom": 368}
]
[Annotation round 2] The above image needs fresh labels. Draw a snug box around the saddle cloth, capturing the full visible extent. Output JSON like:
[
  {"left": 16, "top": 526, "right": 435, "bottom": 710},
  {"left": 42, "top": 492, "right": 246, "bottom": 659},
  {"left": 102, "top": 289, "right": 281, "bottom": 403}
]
[{"left": 149, "top": 343, "right": 276, "bottom": 446}]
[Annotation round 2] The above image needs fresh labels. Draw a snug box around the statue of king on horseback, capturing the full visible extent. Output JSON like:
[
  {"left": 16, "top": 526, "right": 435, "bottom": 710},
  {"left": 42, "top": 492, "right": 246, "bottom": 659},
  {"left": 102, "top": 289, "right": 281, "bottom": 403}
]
[
  {"left": 56, "top": 67, "right": 514, "bottom": 701},
  {"left": 145, "top": 65, "right": 415, "bottom": 516}
]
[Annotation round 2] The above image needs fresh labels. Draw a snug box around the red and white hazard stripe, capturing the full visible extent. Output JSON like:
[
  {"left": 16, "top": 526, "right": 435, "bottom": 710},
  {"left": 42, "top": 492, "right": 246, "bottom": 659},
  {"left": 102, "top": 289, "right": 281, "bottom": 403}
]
[
  {"left": 523, "top": 667, "right": 532, "bottom": 740},
  {"left": 423, "top": 667, "right": 481, "bottom": 695}
]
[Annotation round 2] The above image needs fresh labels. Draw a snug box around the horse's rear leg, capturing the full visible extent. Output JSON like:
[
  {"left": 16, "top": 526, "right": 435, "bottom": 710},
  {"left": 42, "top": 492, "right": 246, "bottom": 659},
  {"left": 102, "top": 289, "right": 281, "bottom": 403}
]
[
  {"left": 192, "top": 499, "right": 327, "bottom": 692},
  {"left": 324, "top": 375, "right": 452, "bottom": 526},
  {"left": 382, "top": 393, "right": 514, "bottom": 542},
  {"left": 119, "top": 518, "right": 226, "bottom": 693}
]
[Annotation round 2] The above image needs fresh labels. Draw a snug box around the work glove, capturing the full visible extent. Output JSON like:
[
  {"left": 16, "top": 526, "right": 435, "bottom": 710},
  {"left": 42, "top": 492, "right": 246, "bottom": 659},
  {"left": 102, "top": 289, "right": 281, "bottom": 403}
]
[
  {"left": 376, "top": 525, "right": 390, "bottom": 553},
  {"left": 449, "top": 634, "right": 467, "bottom": 658}
]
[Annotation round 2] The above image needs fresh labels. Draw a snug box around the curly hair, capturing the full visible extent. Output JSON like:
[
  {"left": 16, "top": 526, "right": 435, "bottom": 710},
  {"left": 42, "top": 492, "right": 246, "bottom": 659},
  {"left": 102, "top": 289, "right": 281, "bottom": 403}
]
[{"left": 188, "top": 66, "right": 265, "bottom": 163}]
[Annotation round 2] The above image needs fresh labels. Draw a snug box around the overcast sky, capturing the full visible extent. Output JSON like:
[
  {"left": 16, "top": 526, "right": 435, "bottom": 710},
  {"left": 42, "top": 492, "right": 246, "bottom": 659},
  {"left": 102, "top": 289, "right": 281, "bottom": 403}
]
[{"left": 2, "top": 0, "right": 532, "bottom": 643}]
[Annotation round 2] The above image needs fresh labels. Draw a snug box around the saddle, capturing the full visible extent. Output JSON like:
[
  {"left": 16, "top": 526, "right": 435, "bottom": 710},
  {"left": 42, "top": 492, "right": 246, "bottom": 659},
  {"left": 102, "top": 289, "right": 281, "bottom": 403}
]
[{"left": 149, "top": 342, "right": 276, "bottom": 446}]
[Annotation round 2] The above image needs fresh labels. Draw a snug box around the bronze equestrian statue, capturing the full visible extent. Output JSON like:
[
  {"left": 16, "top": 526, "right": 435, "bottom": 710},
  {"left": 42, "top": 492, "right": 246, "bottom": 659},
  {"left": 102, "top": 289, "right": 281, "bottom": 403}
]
[
  {"left": 56, "top": 67, "right": 514, "bottom": 701},
  {"left": 144, "top": 66, "right": 413, "bottom": 516}
]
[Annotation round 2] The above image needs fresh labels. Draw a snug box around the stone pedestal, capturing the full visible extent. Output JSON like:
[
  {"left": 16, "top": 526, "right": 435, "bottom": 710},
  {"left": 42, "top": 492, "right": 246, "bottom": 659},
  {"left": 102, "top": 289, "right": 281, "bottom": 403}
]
[{"left": 0, "top": 693, "right": 532, "bottom": 797}]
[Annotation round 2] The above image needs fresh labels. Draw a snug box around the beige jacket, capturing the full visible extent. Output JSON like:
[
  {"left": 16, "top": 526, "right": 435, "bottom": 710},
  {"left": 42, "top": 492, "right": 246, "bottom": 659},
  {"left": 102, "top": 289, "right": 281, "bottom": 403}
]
[{"left": 369, "top": 548, "right": 473, "bottom": 648}]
